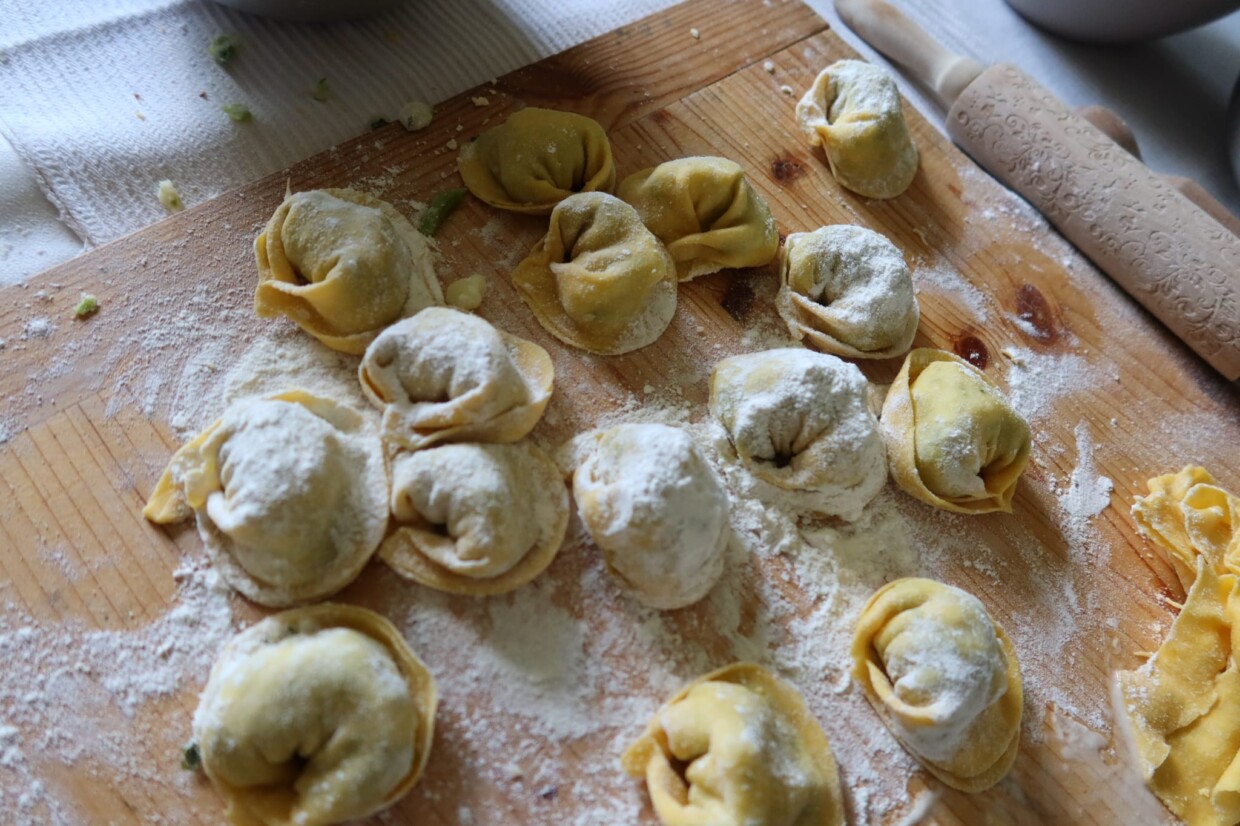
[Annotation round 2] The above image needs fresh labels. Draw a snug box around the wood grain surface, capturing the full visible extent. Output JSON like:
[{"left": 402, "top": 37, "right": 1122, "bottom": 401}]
[{"left": 1, "top": 0, "right": 1238, "bottom": 824}]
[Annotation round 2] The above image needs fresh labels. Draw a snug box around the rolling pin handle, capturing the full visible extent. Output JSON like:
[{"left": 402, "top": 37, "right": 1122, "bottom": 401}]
[{"left": 834, "top": 0, "right": 984, "bottom": 109}]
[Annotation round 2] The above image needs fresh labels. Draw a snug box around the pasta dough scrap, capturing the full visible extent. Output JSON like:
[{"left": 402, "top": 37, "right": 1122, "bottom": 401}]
[
  {"left": 194, "top": 604, "right": 437, "bottom": 826},
  {"left": 563, "top": 423, "right": 730, "bottom": 610},
  {"left": 457, "top": 107, "right": 615, "bottom": 214},
  {"left": 380, "top": 441, "right": 569, "bottom": 595},
  {"left": 852, "top": 577, "right": 1023, "bottom": 792},
  {"left": 1131, "top": 465, "right": 1240, "bottom": 595},
  {"left": 776, "top": 224, "right": 919, "bottom": 359},
  {"left": 622, "top": 662, "right": 844, "bottom": 826},
  {"left": 796, "top": 60, "right": 919, "bottom": 199},
  {"left": 143, "top": 391, "right": 387, "bottom": 607},
  {"left": 881, "top": 348, "right": 1031, "bottom": 515},
  {"left": 617, "top": 156, "right": 779, "bottom": 281},
  {"left": 1117, "top": 469, "right": 1240, "bottom": 826},
  {"left": 511, "top": 191, "right": 677, "bottom": 355},
  {"left": 708, "top": 348, "right": 887, "bottom": 521},
  {"left": 254, "top": 188, "right": 443, "bottom": 355},
  {"left": 358, "top": 307, "right": 554, "bottom": 453}
]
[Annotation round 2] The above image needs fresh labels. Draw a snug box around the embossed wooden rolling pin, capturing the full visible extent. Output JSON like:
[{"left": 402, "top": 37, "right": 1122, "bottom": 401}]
[{"left": 836, "top": 0, "right": 1240, "bottom": 380}]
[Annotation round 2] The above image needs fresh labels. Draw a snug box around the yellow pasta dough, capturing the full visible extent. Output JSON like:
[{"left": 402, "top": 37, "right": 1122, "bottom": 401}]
[
  {"left": 143, "top": 391, "right": 388, "bottom": 607},
  {"left": 194, "top": 604, "right": 437, "bottom": 826},
  {"left": 796, "top": 59, "right": 919, "bottom": 199},
  {"left": 776, "top": 224, "right": 919, "bottom": 359},
  {"left": 379, "top": 441, "right": 569, "bottom": 595},
  {"left": 511, "top": 191, "right": 677, "bottom": 355},
  {"left": 1117, "top": 468, "right": 1240, "bottom": 826},
  {"left": 622, "top": 663, "right": 844, "bottom": 826},
  {"left": 254, "top": 188, "right": 443, "bottom": 354},
  {"left": 881, "top": 348, "right": 1031, "bottom": 515},
  {"left": 852, "top": 578, "right": 1023, "bottom": 792},
  {"left": 358, "top": 307, "right": 553, "bottom": 453},
  {"left": 457, "top": 107, "right": 615, "bottom": 214},
  {"left": 617, "top": 156, "right": 779, "bottom": 281}
]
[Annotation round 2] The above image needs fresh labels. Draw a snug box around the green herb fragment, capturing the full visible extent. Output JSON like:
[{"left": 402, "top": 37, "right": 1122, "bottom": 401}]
[
  {"left": 74, "top": 293, "right": 99, "bottom": 319},
  {"left": 419, "top": 188, "right": 468, "bottom": 237},
  {"left": 181, "top": 742, "right": 202, "bottom": 771},
  {"left": 312, "top": 78, "right": 331, "bottom": 102},
  {"left": 158, "top": 179, "right": 184, "bottom": 213},
  {"left": 370, "top": 116, "right": 392, "bottom": 130},
  {"left": 220, "top": 103, "right": 251, "bottom": 122},
  {"left": 208, "top": 34, "right": 239, "bottom": 66}
]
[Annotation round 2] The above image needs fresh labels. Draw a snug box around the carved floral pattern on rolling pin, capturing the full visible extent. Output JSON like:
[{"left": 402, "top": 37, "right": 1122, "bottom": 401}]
[{"left": 946, "top": 64, "right": 1240, "bottom": 380}]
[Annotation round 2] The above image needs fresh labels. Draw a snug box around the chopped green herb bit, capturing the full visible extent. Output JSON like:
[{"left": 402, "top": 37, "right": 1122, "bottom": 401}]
[
  {"left": 370, "top": 116, "right": 392, "bottom": 130},
  {"left": 74, "top": 293, "right": 99, "bottom": 319},
  {"left": 312, "top": 78, "right": 331, "bottom": 102},
  {"left": 158, "top": 179, "right": 184, "bottom": 213},
  {"left": 220, "top": 103, "right": 251, "bottom": 122},
  {"left": 208, "top": 34, "right": 239, "bottom": 67},
  {"left": 419, "top": 188, "right": 468, "bottom": 237},
  {"left": 181, "top": 742, "right": 202, "bottom": 771}
]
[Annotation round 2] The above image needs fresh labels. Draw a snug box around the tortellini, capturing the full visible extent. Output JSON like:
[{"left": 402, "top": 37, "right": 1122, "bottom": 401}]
[
  {"left": 776, "top": 225, "right": 919, "bottom": 359},
  {"left": 622, "top": 662, "right": 844, "bottom": 826},
  {"left": 457, "top": 107, "right": 616, "bottom": 214},
  {"left": 143, "top": 391, "right": 387, "bottom": 607},
  {"left": 512, "top": 191, "right": 678, "bottom": 355},
  {"left": 881, "top": 349, "right": 1031, "bottom": 514},
  {"left": 852, "top": 578, "right": 1023, "bottom": 792},
  {"left": 617, "top": 156, "right": 779, "bottom": 281},
  {"left": 358, "top": 307, "right": 554, "bottom": 453},
  {"left": 194, "top": 604, "right": 437, "bottom": 826},
  {"left": 380, "top": 441, "right": 569, "bottom": 595},
  {"left": 796, "top": 60, "right": 919, "bottom": 200},
  {"left": 563, "top": 423, "right": 730, "bottom": 610},
  {"left": 254, "top": 188, "right": 443, "bottom": 354},
  {"left": 708, "top": 348, "right": 887, "bottom": 521}
]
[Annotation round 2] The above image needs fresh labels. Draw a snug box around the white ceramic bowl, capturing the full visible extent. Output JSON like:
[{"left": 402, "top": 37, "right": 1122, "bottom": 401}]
[
  {"left": 212, "top": 0, "right": 404, "bottom": 22},
  {"left": 1004, "top": 0, "right": 1240, "bottom": 43}
]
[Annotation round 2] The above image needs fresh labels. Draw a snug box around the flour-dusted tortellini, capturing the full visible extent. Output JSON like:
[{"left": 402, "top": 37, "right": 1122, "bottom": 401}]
[
  {"left": 380, "top": 441, "right": 569, "bottom": 595},
  {"left": 853, "top": 578, "right": 1023, "bottom": 792},
  {"left": 777, "top": 225, "right": 919, "bottom": 359},
  {"left": 797, "top": 60, "right": 919, "bottom": 199},
  {"left": 358, "top": 307, "right": 553, "bottom": 453},
  {"left": 254, "top": 188, "right": 443, "bottom": 354},
  {"left": 617, "top": 156, "right": 779, "bottom": 281},
  {"left": 563, "top": 423, "right": 730, "bottom": 610},
  {"left": 882, "top": 349, "right": 1031, "bottom": 515},
  {"left": 457, "top": 107, "right": 616, "bottom": 214},
  {"left": 709, "top": 348, "right": 887, "bottom": 520},
  {"left": 512, "top": 191, "right": 677, "bottom": 355},
  {"left": 143, "top": 391, "right": 387, "bottom": 606},
  {"left": 194, "top": 604, "right": 437, "bottom": 826},
  {"left": 622, "top": 662, "right": 844, "bottom": 826}
]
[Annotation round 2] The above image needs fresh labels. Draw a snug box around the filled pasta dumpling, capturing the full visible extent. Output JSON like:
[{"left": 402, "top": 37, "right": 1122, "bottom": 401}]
[
  {"left": 254, "top": 188, "right": 443, "bottom": 354},
  {"left": 852, "top": 578, "right": 1023, "bottom": 792},
  {"left": 796, "top": 60, "right": 919, "bottom": 200},
  {"left": 563, "top": 423, "right": 729, "bottom": 610},
  {"left": 882, "top": 349, "right": 1031, "bottom": 514},
  {"left": 143, "top": 391, "right": 388, "bottom": 607},
  {"left": 359, "top": 307, "right": 554, "bottom": 453},
  {"left": 776, "top": 224, "right": 919, "bottom": 359},
  {"left": 194, "top": 604, "right": 437, "bottom": 826},
  {"left": 709, "top": 348, "right": 886, "bottom": 521},
  {"left": 380, "top": 441, "right": 569, "bottom": 595},
  {"left": 617, "top": 156, "right": 779, "bottom": 281},
  {"left": 512, "top": 191, "right": 677, "bottom": 355},
  {"left": 457, "top": 107, "right": 615, "bottom": 214},
  {"left": 622, "top": 662, "right": 844, "bottom": 826}
]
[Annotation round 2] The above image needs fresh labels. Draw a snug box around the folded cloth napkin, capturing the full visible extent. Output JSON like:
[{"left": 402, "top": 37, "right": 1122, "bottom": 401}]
[{"left": 0, "top": 0, "right": 679, "bottom": 249}]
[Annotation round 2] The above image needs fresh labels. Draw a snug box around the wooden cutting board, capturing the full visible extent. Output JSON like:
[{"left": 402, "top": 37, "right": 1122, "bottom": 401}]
[{"left": 2, "top": 0, "right": 1238, "bottom": 823}]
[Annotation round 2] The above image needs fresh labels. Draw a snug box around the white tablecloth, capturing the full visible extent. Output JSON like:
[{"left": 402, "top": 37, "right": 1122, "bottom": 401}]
[{"left": 2, "top": 0, "right": 1238, "bottom": 285}]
